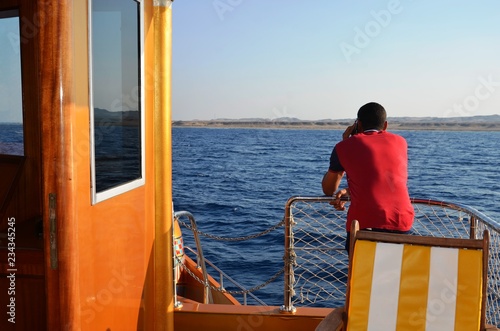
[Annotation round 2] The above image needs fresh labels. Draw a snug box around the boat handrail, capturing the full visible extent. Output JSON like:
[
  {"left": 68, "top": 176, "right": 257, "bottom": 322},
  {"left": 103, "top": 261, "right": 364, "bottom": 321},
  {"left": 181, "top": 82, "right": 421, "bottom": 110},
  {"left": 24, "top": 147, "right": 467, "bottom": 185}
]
[
  {"left": 174, "top": 210, "right": 270, "bottom": 306},
  {"left": 174, "top": 211, "right": 213, "bottom": 304},
  {"left": 409, "top": 197, "right": 500, "bottom": 233},
  {"left": 183, "top": 246, "right": 268, "bottom": 306},
  {"left": 173, "top": 197, "right": 499, "bottom": 326},
  {"left": 281, "top": 196, "right": 500, "bottom": 327}
]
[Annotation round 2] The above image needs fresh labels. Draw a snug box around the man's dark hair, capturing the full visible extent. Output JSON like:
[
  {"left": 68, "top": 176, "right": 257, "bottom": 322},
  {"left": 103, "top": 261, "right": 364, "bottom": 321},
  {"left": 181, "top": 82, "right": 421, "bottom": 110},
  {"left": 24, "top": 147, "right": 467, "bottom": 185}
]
[{"left": 357, "top": 102, "right": 387, "bottom": 130}]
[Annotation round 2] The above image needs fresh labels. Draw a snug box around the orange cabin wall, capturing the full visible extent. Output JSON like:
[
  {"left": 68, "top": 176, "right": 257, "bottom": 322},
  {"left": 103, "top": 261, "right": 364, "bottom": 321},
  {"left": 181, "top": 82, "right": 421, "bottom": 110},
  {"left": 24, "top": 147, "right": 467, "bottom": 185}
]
[
  {"left": 39, "top": 0, "right": 173, "bottom": 330},
  {"left": 0, "top": 1, "right": 173, "bottom": 330}
]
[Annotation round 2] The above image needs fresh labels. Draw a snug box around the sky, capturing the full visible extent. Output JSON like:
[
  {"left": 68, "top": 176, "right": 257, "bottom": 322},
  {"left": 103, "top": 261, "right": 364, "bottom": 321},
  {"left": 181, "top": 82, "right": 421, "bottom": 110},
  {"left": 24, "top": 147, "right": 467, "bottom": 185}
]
[
  {"left": 1, "top": 2, "right": 500, "bottom": 123},
  {"left": 171, "top": 0, "right": 500, "bottom": 121},
  {"left": 0, "top": 14, "right": 22, "bottom": 123}
]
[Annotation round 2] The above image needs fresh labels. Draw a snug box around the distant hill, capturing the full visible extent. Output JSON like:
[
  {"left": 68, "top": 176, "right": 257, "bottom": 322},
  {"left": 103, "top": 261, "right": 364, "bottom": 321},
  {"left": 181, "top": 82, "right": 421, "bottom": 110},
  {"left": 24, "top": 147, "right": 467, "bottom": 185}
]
[
  {"left": 90, "top": 109, "right": 500, "bottom": 130},
  {"left": 173, "top": 115, "right": 500, "bottom": 131},
  {"left": 389, "top": 114, "right": 500, "bottom": 123},
  {"left": 94, "top": 108, "right": 139, "bottom": 126}
]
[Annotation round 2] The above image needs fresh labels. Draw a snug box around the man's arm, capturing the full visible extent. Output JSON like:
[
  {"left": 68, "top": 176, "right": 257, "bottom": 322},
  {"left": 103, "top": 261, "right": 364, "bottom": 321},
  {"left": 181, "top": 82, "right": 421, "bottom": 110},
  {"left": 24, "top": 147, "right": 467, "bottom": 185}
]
[{"left": 322, "top": 170, "right": 344, "bottom": 196}]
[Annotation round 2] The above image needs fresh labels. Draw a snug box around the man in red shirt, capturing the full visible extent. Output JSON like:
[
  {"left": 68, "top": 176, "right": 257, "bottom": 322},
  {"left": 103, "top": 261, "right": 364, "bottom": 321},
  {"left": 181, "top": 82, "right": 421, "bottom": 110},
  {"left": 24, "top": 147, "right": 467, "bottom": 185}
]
[{"left": 322, "top": 102, "right": 414, "bottom": 250}]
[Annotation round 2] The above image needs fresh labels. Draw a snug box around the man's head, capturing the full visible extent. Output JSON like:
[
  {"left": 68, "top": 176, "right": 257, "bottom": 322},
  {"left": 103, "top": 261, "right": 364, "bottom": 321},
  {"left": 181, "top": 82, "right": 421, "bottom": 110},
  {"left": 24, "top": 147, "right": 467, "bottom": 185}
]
[{"left": 357, "top": 102, "right": 387, "bottom": 131}]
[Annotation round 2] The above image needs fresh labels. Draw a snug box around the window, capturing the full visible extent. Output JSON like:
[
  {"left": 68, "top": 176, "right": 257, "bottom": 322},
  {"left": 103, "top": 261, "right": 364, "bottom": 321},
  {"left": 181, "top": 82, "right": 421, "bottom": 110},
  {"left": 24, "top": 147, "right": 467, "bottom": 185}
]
[
  {"left": 89, "top": 0, "right": 144, "bottom": 203},
  {"left": 0, "top": 10, "right": 24, "bottom": 156}
]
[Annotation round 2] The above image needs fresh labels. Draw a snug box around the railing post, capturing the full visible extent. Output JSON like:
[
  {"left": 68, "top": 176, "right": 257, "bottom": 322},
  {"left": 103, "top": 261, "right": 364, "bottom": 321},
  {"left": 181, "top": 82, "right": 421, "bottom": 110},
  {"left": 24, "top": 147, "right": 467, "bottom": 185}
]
[
  {"left": 219, "top": 272, "right": 224, "bottom": 290},
  {"left": 173, "top": 212, "right": 183, "bottom": 309},
  {"left": 173, "top": 263, "right": 183, "bottom": 309},
  {"left": 280, "top": 197, "right": 296, "bottom": 313},
  {"left": 174, "top": 211, "right": 213, "bottom": 304},
  {"left": 188, "top": 214, "right": 213, "bottom": 304},
  {"left": 470, "top": 215, "right": 478, "bottom": 239}
]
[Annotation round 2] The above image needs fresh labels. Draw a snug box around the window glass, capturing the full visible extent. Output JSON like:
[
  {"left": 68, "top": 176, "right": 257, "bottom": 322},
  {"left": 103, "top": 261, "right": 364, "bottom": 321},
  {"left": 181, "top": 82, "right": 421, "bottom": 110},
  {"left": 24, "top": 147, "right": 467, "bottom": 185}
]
[
  {"left": 0, "top": 10, "right": 24, "bottom": 156},
  {"left": 90, "top": 0, "right": 144, "bottom": 202}
]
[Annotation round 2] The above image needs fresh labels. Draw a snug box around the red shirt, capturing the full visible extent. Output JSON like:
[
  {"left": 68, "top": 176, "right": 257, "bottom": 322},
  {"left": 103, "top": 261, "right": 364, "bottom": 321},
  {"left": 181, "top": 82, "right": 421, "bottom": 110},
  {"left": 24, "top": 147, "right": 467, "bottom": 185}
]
[{"left": 332, "top": 131, "right": 414, "bottom": 231}]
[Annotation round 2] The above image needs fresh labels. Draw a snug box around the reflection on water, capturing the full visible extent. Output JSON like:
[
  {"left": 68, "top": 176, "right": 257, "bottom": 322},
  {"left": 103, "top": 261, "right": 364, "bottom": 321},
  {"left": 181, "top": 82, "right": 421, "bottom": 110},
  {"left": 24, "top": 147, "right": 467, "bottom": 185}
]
[{"left": 94, "top": 123, "right": 141, "bottom": 192}]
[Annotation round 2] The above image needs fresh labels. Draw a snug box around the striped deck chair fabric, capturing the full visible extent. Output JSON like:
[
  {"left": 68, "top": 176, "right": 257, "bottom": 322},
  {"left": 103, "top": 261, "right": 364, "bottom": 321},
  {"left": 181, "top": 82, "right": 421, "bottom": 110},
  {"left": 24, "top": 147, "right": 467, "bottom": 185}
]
[{"left": 344, "top": 220, "right": 489, "bottom": 331}]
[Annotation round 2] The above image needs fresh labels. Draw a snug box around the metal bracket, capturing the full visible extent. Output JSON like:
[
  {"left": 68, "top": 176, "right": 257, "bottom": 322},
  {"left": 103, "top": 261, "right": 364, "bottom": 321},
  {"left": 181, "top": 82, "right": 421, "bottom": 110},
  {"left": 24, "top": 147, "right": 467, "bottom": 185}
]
[
  {"left": 49, "top": 193, "right": 58, "bottom": 270},
  {"left": 153, "top": 0, "right": 173, "bottom": 7}
]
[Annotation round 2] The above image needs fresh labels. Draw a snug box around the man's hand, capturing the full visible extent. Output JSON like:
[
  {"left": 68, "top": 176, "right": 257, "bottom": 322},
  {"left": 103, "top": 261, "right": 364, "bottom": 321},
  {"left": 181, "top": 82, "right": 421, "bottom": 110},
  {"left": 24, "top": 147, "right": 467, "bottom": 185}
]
[
  {"left": 342, "top": 123, "right": 357, "bottom": 140},
  {"left": 331, "top": 188, "right": 350, "bottom": 211}
]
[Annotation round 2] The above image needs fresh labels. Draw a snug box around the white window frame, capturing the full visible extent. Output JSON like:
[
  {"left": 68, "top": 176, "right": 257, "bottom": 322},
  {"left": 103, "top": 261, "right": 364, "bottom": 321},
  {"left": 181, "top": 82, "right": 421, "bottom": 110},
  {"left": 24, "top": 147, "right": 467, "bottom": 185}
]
[{"left": 88, "top": 0, "right": 145, "bottom": 204}]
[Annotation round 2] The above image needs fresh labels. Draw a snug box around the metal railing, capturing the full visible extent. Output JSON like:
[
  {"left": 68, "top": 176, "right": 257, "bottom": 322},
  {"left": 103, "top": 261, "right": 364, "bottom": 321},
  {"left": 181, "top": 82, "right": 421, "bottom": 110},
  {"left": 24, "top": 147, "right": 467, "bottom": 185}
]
[
  {"left": 174, "top": 211, "right": 212, "bottom": 304},
  {"left": 281, "top": 196, "right": 500, "bottom": 327},
  {"left": 174, "top": 211, "right": 268, "bottom": 306}
]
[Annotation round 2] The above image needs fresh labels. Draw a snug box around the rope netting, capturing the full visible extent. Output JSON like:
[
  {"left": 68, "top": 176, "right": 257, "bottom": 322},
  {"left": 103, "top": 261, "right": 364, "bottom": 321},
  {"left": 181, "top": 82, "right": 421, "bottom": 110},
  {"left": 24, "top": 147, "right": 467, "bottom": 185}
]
[
  {"left": 175, "top": 197, "right": 500, "bottom": 326},
  {"left": 286, "top": 197, "right": 500, "bottom": 326},
  {"left": 288, "top": 200, "right": 349, "bottom": 307},
  {"left": 478, "top": 221, "right": 500, "bottom": 327}
]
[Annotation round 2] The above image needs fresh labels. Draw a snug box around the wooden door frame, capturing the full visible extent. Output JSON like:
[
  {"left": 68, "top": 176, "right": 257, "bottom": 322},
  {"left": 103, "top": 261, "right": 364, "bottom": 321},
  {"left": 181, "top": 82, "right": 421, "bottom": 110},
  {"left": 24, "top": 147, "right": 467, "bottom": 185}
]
[{"left": 38, "top": 1, "right": 74, "bottom": 329}]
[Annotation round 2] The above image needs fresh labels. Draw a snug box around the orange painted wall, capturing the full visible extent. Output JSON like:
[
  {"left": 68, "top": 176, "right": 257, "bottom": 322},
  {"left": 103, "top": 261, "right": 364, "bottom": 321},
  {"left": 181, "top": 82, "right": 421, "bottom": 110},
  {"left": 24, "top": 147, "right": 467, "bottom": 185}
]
[{"left": 61, "top": 1, "right": 172, "bottom": 330}]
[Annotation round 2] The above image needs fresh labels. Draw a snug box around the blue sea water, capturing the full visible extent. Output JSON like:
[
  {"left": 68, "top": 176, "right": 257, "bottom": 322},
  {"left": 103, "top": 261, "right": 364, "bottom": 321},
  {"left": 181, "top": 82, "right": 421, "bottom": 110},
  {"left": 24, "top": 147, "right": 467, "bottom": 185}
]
[
  {"left": 0, "top": 123, "right": 24, "bottom": 155},
  {"left": 172, "top": 127, "right": 500, "bottom": 305},
  {"left": 2, "top": 123, "right": 499, "bottom": 306}
]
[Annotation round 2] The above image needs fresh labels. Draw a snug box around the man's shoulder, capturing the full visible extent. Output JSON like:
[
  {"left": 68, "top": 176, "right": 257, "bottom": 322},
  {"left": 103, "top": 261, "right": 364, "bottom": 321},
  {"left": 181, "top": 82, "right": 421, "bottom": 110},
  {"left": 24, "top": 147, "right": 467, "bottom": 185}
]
[
  {"left": 336, "top": 131, "right": 406, "bottom": 147},
  {"left": 383, "top": 131, "right": 407, "bottom": 141}
]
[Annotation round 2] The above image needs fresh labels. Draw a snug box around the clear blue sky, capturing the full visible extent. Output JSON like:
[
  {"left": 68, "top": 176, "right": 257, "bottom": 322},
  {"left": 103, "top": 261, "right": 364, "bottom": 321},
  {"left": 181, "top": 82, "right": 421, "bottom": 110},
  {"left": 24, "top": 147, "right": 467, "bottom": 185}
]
[
  {"left": 172, "top": 0, "right": 500, "bottom": 120},
  {"left": 1, "top": 2, "right": 500, "bottom": 123}
]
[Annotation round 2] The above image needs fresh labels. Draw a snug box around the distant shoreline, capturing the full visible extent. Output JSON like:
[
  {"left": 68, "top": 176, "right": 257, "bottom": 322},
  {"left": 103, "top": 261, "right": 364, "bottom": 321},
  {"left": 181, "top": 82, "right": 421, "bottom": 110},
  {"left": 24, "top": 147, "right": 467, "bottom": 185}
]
[
  {"left": 3, "top": 118, "right": 500, "bottom": 131},
  {"left": 172, "top": 120, "right": 500, "bottom": 131}
]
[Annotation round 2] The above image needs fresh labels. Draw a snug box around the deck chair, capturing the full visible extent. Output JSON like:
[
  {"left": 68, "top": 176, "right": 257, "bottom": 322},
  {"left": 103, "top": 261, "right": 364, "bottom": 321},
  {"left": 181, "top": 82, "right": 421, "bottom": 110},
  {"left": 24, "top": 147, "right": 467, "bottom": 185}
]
[{"left": 340, "top": 220, "right": 490, "bottom": 331}]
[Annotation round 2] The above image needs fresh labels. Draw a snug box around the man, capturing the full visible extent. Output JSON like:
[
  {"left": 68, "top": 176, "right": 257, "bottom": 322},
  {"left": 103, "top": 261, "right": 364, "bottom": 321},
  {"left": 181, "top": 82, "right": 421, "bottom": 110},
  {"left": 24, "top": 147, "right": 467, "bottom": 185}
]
[{"left": 322, "top": 102, "right": 414, "bottom": 250}]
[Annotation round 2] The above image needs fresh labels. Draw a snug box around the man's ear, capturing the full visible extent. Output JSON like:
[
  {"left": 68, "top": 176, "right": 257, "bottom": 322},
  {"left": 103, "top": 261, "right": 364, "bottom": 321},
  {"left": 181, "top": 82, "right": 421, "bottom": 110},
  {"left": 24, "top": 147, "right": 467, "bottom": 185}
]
[{"left": 383, "top": 121, "right": 388, "bottom": 131}]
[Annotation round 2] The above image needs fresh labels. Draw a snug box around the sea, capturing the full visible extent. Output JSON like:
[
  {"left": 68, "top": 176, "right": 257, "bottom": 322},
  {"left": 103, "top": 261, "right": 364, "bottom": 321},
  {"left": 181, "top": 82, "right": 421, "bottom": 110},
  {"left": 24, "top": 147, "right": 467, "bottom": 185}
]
[
  {"left": 2, "top": 123, "right": 499, "bottom": 306},
  {"left": 172, "top": 127, "right": 500, "bottom": 306}
]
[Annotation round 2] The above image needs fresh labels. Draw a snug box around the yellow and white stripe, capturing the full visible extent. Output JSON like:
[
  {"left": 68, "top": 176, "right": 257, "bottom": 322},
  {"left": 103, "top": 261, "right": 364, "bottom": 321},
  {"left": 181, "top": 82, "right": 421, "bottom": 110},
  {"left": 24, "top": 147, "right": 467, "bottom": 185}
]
[{"left": 347, "top": 240, "right": 483, "bottom": 331}]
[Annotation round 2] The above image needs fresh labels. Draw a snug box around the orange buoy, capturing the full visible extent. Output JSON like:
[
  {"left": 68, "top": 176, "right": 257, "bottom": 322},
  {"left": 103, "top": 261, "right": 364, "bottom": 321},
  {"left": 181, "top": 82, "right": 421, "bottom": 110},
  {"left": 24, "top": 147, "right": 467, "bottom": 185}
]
[{"left": 173, "top": 219, "right": 185, "bottom": 282}]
